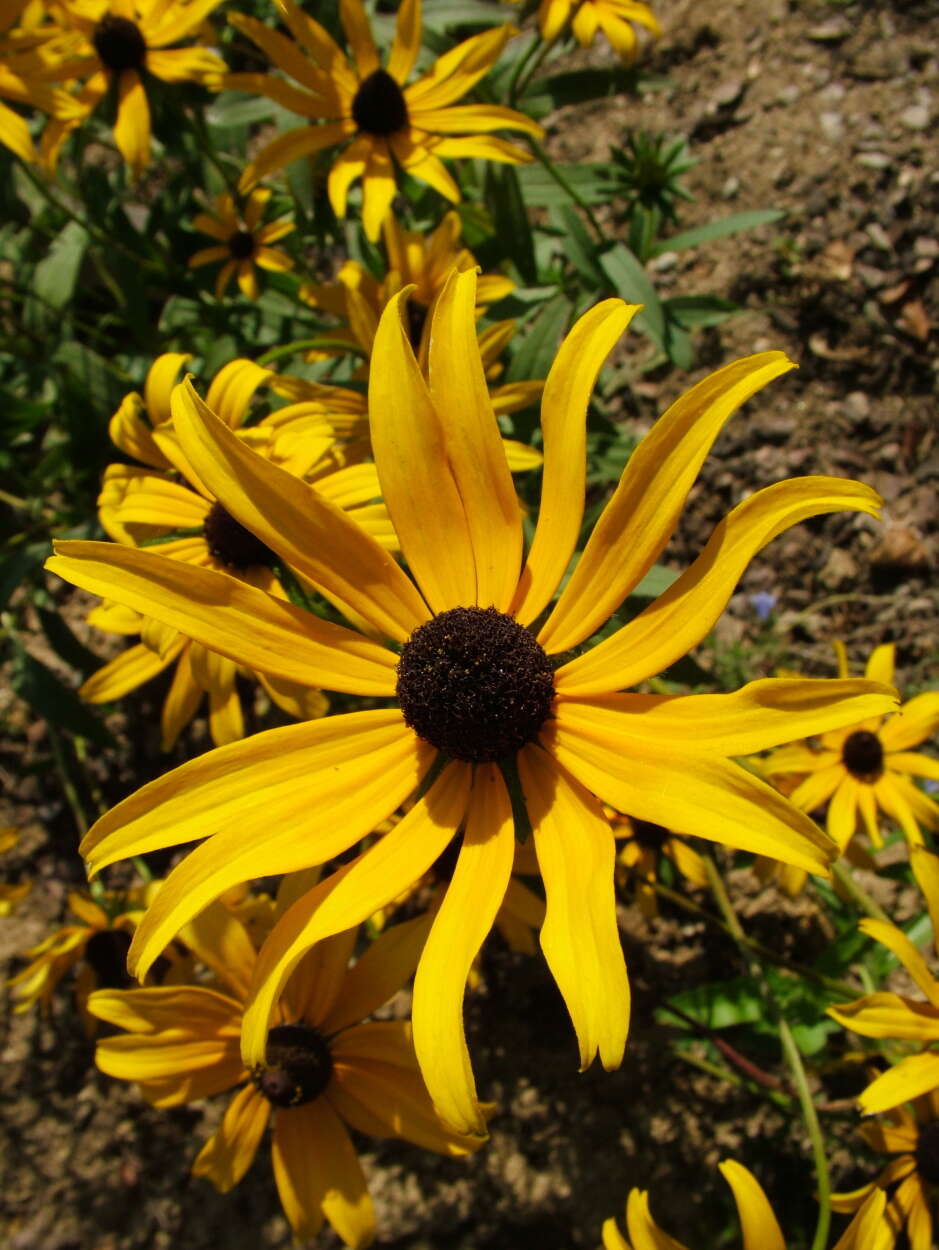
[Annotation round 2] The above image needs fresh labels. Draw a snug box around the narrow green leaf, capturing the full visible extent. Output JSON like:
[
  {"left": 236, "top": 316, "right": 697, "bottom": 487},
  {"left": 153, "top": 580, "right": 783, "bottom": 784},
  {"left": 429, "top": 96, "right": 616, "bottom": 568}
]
[
  {"left": 10, "top": 641, "right": 115, "bottom": 747},
  {"left": 651, "top": 210, "right": 785, "bottom": 257},
  {"left": 598, "top": 243, "right": 665, "bottom": 349},
  {"left": 505, "top": 293, "right": 570, "bottom": 383},
  {"left": 34, "top": 220, "right": 88, "bottom": 311}
]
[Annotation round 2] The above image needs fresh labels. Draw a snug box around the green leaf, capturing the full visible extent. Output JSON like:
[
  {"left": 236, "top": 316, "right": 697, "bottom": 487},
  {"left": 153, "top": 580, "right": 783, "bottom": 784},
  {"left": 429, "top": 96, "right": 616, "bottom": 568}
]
[
  {"left": 523, "top": 66, "right": 640, "bottom": 115},
  {"left": 36, "top": 606, "right": 101, "bottom": 679},
  {"left": 10, "top": 640, "right": 114, "bottom": 747},
  {"left": 505, "top": 293, "right": 570, "bottom": 383},
  {"left": 665, "top": 294, "right": 739, "bottom": 329},
  {"left": 651, "top": 210, "right": 785, "bottom": 257},
  {"left": 515, "top": 162, "right": 614, "bottom": 208},
  {"left": 0, "top": 543, "right": 49, "bottom": 611},
  {"left": 662, "top": 978, "right": 763, "bottom": 1031},
  {"left": 33, "top": 220, "right": 88, "bottom": 311},
  {"left": 598, "top": 243, "right": 666, "bottom": 350},
  {"left": 629, "top": 563, "right": 678, "bottom": 600},
  {"left": 551, "top": 205, "right": 604, "bottom": 285},
  {"left": 484, "top": 164, "right": 537, "bottom": 285}
]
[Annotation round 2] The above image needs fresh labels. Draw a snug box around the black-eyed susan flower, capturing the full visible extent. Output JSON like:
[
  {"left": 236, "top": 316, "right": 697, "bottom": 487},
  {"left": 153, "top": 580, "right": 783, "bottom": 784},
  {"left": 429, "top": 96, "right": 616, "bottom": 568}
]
[
  {"left": 0, "top": 5, "right": 84, "bottom": 163},
  {"left": 829, "top": 847, "right": 939, "bottom": 1115},
  {"left": 49, "top": 270, "right": 898, "bottom": 1133},
  {"left": 611, "top": 812, "right": 707, "bottom": 919},
  {"left": 832, "top": 1092, "right": 939, "bottom": 1250},
  {"left": 90, "top": 902, "right": 484, "bottom": 1248},
  {"left": 538, "top": 0, "right": 661, "bottom": 64},
  {"left": 223, "top": 0, "right": 542, "bottom": 238},
  {"left": 763, "top": 643, "right": 939, "bottom": 851},
  {"left": 41, "top": 0, "right": 225, "bottom": 176},
  {"left": 188, "top": 188, "right": 294, "bottom": 301},
  {"left": 603, "top": 1160, "right": 892, "bottom": 1250}
]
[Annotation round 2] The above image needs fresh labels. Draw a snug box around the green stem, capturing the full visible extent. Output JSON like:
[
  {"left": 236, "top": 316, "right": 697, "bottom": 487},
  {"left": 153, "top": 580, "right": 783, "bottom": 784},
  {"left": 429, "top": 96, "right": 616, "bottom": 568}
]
[
  {"left": 779, "top": 1015, "right": 831, "bottom": 1250},
  {"left": 830, "top": 861, "right": 891, "bottom": 923},
  {"left": 528, "top": 137, "right": 605, "bottom": 240},
  {"left": 46, "top": 725, "right": 88, "bottom": 837},
  {"left": 508, "top": 34, "right": 553, "bottom": 106}
]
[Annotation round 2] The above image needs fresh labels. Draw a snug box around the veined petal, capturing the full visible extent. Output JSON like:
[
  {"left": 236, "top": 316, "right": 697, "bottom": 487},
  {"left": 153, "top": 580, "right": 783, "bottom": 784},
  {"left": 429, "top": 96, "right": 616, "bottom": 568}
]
[
  {"left": 555, "top": 476, "right": 883, "bottom": 686},
  {"left": 387, "top": 0, "right": 419, "bottom": 83},
  {"left": 178, "top": 901, "right": 257, "bottom": 1000},
  {"left": 412, "top": 764, "right": 515, "bottom": 1135},
  {"left": 519, "top": 744, "right": 629, "bottom": 1071},
  {"left": 172, "top": 381, "right": 429, "bottom": 641},
  {"left": 512, "top": 300, "right": 638, "bottom": 625},
  {"left": 413, "top": 103, "right": 543, "bottom": 136},
  {"left": 205, "top": 359, "right": 273, "bottom": 429},
  {"left": 828, "top": 993, "right": 939, "bottom": 1040},
  {"left": 858, "top": 918, "right": 939, "bottom": 1007},
  {"left": 833, "top": 1190, "right": 891, "bottom": 1250},
  {"left": 790, "top": 764, "right": 845, "bottom": 813},
  {"left": 625, "top": 1189, "right": 689, "bottom": 1250},
  {"left": 88, "top": 985, "right": 242, "bottom": 1034},
  {"left": 548, "top": 716, "right": 835, "bottom": 874},
  {"left": 539, "top": 352, "right": 795, "bottom": 654},
  {"left": 116, "top": 475, "right": 210, "bottom": 528},
  {"left": 240, "top": 121, "right": 354, "bottom": 191},
  {"left": 554, "top": 680, "right": 898, "bottom": 756},
  {"left": 47, "top": 542, "right": 399, "bottom": 696},
  {"left": 124, "top": 716, "right": 429, "bottom": 980},
  {"left": 95, "top": 1031, "right": 241, "bottom": 1081},
  {"left": 718, "top": 1161, "right": 785, "bottom": 1250},
  {"left": 858, "top": 1052, "right": 939, "bottom": 1115},
  {"left": 369, "top": 287, "right": 477, "bottom": 612},
  {"left": 321, "top": 913, "right": 434, "bottom": 1035},
  {"left": 241, "top": 764, "right": 471, "bottom": 1065},
  {"left": 273, "top": 1100, "right": 374, "bottom": 1248},
  {"left": 881, "top": 692, "right": 939, "bottom": 752},
  {"left": 191, "top": 1084, "right": 270, "bottom": 1192},
  {"left": 428, "top": 268, "right": 522, "bottom": 611},
  {"left": 287, "top": 930, "right": 358, "bottom": 1027},
  {"left": 80, "top": 638, "right": 183, "bottom": 703},
  {"left": 405, "top": 24, "right": 514, "bottom": 111}
]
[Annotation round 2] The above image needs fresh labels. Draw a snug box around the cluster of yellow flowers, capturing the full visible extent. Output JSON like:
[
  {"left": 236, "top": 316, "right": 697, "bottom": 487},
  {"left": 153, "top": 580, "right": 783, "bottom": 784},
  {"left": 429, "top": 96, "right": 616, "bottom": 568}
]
[{"left": 4, "top": 1, "right": 939, "bottom": 1247}]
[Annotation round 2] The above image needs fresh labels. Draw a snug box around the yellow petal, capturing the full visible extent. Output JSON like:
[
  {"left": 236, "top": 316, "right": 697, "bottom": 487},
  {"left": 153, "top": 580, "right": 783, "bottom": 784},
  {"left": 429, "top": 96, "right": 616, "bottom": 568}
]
[
  {"left": 547, "top": 715, "right": 835, "bottom": 874},
  {"left": 512, "top": 299, "right": 638, "bottom": 625},
  {"left": 865, "top": 643, "right": 896, "bottom": 686},
  {"left": 339, "top": 0, "right": 379, "bottom": 78},
  {"left": 285, "top": 929, "right": 358, "bottom": 1027},
  {"left": 48, "top": 541, "right": 399, "bottom": 696},
  {"left": 172, "top": 380, "right": 428, "bottom": 641},
  {"left": 790, "top": 764, "right": 845, "bottom": 814},
  {"left": 80, "top": 638, "right": 183, "bottom": 703},
  {"left": 95, "top": 1031, "right": 241, "bottom": 1081},
  {"left": 717, "top": 1161, "right": 785, "bottom": 1250},
  {"left": 412, "top": 764, "right": 515, "bottom": 1135},
  {"left": 858, "top": 1051, "right": 939, "bottom": 1115},
  {"left": 601, "top": 1215, "right": 632, "bottom": 1250},
  {"left": 191, "top": 1084, "right": 270, "bottom": 1192},
  {"left": 427, "top": 268, "right": 523, "bottom": 611},
  {"left": 88, "top": 985, "right": 242, "bottom": 1034},
  {"left": 321, "top": 913, "right": 434, "bottom": 1035},
  {"left": 519, "top": 744, "right": 629, "bottom": 1071},
  {"left": 858, "top": 918, "right": 939, "bottom": 1007},
  {"left": 113, "top": 69, "right": 149, "bottom": 176},
  {"left": 910, "top": 847, "right": 939, "bottom": 956},
  {"left": 881, "top": 692, "right": 939, "bottom": 752},
  {"left": 240, "top": 120, "right": 353, "bottom": 191},
  {"left": 828, "top": 993, "right": 939, "bottom": 1041},
  {"left": 875, "top": 772, "right": 926, "bottom": 845},
  {"left": 369, "top": 287, "right": 477, "bottom": 611},
  {"left": 405, "top": 24, "right": 514, "bottom": 111},
  {"left": 387, "top": 0, "right": 419, "bottom": 82},
  {"left": 540, "top": 352, "right": 796, "bottom": 654},
  {"left": 241, "top": 763, "right": 470, "bottom": 1065},
  {"left": 161, "top": 644, "right": 203, "bottom": 749},
  {"left": 827, "top": 775, "right": 860, "bottom": 851},
  {"left": 625, "top": 1189, "right": 689, "bottom": 1250},
  {"left": 555, "top": 476, "right": 883, "bottom": 690},
  {"left": 177, "top": 901, "right": 257, "bottom": 1000}
]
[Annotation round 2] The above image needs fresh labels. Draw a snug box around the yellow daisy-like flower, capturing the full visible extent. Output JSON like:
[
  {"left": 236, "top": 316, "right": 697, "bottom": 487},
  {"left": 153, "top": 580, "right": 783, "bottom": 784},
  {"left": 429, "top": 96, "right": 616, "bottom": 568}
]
[
  {"left": 0, "top": 3, "right": 83, "bottom": 163},
  {"left": 48, "top": 270, "right": 897, "bottom": 1133},
  {"left": 603, "top": 1159, "right": 892, "bottom": 1250},
  {"left": 188, "top": 188, "right": 294, "bottom": 301},
  {"left": 90, "top": 902, "right": 483, "bottom": 1248},
  {"left": 41, "top": 0, "right": 225, "bottom": 175},
  {"left": 611, "top": 812, "right": 707, "bottom": 919},
  {"left": 832, "top": 1093, "right": 939, "bottom": 1250},
  {"left": 764, "top": 642, "right": 939, "bottom": 851},
  {"left": 224, "top": 0, "right": 542, "bottom": 238},
  {"left": 538, "top": 0, "right": 662, "bottom": 64},
  {"left": 829, "top": 847, "right": 939, "bottom": 1115}
]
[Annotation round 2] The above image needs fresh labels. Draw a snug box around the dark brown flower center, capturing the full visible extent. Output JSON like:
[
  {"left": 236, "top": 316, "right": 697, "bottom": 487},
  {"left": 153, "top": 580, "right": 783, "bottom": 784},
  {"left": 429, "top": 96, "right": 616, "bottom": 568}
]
[
  {"left": 351, "top": 68, "right": 409, "bottom": 136},
  {"left": 252, "top": 1024, "right": 333, "bottom": 1107},
  {"left": 396, "top": 607, "right": 555, "bottom": 763},
  {"left": 841, "top": 730, "right": 884, "bottom": 780},
  {"left": 93, "top": 15, "right": 147, "bottom": 73},
  {"left": 631, "top": 819, "right": 669, "bottom": 852},
  {"left": 227, "top": 230, "right": 256, "bottom": 260},
  {"left": 203, "top": 501, "right": 275, "bottom": 570},
  {"left": 84, "top": 928, "right": 133, "bottom": 990},
  {"left": 916, "top": 1120, "right": 939, "bottom": 1186}
]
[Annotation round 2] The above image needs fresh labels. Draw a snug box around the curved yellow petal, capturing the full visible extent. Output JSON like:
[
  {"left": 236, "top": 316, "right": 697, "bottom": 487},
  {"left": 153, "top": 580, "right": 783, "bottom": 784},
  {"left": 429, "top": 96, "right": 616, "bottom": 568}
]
[
  {"left": 339, "top": 0, "right": 379, "bottom": 78},
  {"left": 172, "top": 380, "right": 428, "bottom": 640},
  {"left": 80, "top": 638, "right": 183, "bottom": 703},
  {"left": 360, "top": 140, "right": 397, "bottom": 241},
  {"left": 512, "top": 299, "right": 638, "bottom": 625},
  {"left": 625, "top": 1189, "right": 689, "bottom": 1250},
  {"left": 427, "top": 268, "right": 523, "bottom": 610},
  {"left": 177, "top": 901, "right": 258, "bottom": 1000},
  {"left": 48, "top": 542, "right": 399, "bottom": 696},
  {"left": 88, "top": 985, "right": 242, "bottom": 1034},
  {"left": 828, "top": 992, "right": 939, "bottom": 1041},
  {"left": 789, "top": 764, "right": 845, "bottom": 813},
  {"left": 858, "top": 918, "right": 939, "bottom": 1007},
  {"left": 95, "top": 1032, "right": 240, "bottom": 1081},
  {"left": 833, "top": 1189, "right": 891, "bottom": 1250},
  {"left": 858, "top": 1051, "right": 939, "bottom": 1115},
  {"left": 910, "top": 847, "right": 939, "bottom": 956},
  {"left": 412, "top": 764, "right": 515, "bottom": 1135},
  {"left": 191, "top": 1084, "right": 270, "bottom": 1192},
  {"left": 241, "top": 763, "right": 470, "bottom": 1065},
  {"left": 865, "top": 643, "right": 896, "bottom": 686},
  {"left": 519, "top": 743, "right": 628, "bottom": 1070},
  {"left": 881, "top": 692, "right": 939, "bottom": 752},
  {"left": 240, "top": 120, "right": 354, "bottom": 191},
  {"left": 387, "top": 0, "right": 420, "bottom": 83},
  {"left": 113, "top": 69, "right": 149, "bottom": 176},
  {"left": 540, "top": 352, "right": 796, "bottom": 654},
  {"left": 718, "top": 1161, "right": 785, "bottom": 1250},
  {"left": 321, "top": 913, "right": 434, "bottom": 1036},
  {"left": 555, "top": 476, "right": 883, "bottom": 690}
]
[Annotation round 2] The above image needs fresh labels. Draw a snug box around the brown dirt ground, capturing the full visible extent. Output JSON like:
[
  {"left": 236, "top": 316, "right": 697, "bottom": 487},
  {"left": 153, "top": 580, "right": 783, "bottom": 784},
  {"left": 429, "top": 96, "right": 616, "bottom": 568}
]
[{"left": 2, "top": 1, "right": 938, "bottom": 1248}]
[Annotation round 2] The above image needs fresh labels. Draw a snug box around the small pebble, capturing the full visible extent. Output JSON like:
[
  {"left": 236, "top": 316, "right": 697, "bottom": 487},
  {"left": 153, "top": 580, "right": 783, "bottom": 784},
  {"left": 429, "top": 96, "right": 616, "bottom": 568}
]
[{"left": 900, "top": 104, "right": 930, "bottom": 130}]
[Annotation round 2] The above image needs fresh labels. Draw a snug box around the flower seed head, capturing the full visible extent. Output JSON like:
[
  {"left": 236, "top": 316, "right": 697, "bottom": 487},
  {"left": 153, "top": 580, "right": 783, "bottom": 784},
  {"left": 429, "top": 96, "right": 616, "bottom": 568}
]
[
  {"left": 841, "top": 730, "right": 884, "bottom": 781},
  {"left": 203, "top": 501, "right": 275, "bottom": 570},
  {"left": 252, "top": 1024, "right": 333, "bottom": 1107},
  {"left": 227, "top": 230, "right": 256, "bottom": 260},
  {"left": 94, "top": 15, "right": 147, "bottom": 73},
  {"left": 396, "top": 606, "right": 555, "bottom": 763},
  {"left": 352, "top": 68, "right": 409, "bottom": 136}
]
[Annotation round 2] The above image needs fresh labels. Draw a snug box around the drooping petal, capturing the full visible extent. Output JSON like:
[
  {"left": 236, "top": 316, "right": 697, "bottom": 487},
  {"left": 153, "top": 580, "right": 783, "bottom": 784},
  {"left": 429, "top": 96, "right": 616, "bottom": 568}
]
[
  {"left": 240, "top": 121, "right": 355, "bottom": 191},
  {"left": 519, "top": 744, "right": 628, "bottom": 1071},
  {"left": 874, "top": 773, "right": 925, "bottom": 845},
  {"left": 177, "top": 901, "right": 258, "bottom": 1000},
  {"left": 624, "top": 1189, "right": 689, "bottom": 1250},
  {"left": 540, "top": 352, "right": 796, "bottom": 654},
  {"left": 789, "top": 764, "right": 845, "bottom": 814},
  {"left": 80, "top": 638, "right": 184, "bottom": 703},
  {"left": 95, "top": 1032, "right": 241, "bottom": 1081},
  {"left": 113, "top": 70, "right": 150, "bottom": 176},
  {"left": 881, "top": 693, "right": 939, "bottom": 752},
  {"left": 360, "top": 140, "right": 397, "bottom": 241},
  {"left": 827, "top": 776, "right": 860, "bottom": 851},
  {"left": 858, "top": 1052, "right": 939, "bottom": 1115},
  {"left": 172, "top": 381, "right": 429, "bottom": 640},
  {"left": 857, "top": 918, "right": 939, "bottom": 1007},
  {"left": 512, "top": 300, "right": 638, "bottom": 625},
  {"left": 339, "top": 0, "right": 379, "bottom": 78},
  {"left": 320, "top": 913, "right": 434, "bottom": 1035},
  {"left": 369, "top": 287, "right": 477, "bottom": 611},
  {"left": 286, "top": 930, "right": 358, "bottom": 1027},
  {"left": 427, "top": 268, "right": 523, "bottom": 611},
  {"left": 387, "top": 0, "right": 420, "bottom": 83},
  {"left": 412, "top": 764, "right": 515, "bottom": 1135},
  {"left": 910, "top": 847, "right": 939, "bottom": 952},
  {"left": 47, "top": 542, "right": 399, "bottom": 696},
  {"left": 717, "top": 1161, "right": 785, "bottom": 1250},
  {"left": 191, "top": 1084, "right": 270, "bottom": 1192},
  {"left": 828, "top": 993, "right": 939, "bottom": 1041},
  {"left": 241, "top": 763, "right": 471, "bottom": 1065},
  {"left": 832, "top": 1190, "right": 891, "bottom": 1250},
  {"left": 555, "top": 477, "right": 883, "bottom": 689},
  {"left": 88, "top": 985, "right": 242, "bottom": 1035}
]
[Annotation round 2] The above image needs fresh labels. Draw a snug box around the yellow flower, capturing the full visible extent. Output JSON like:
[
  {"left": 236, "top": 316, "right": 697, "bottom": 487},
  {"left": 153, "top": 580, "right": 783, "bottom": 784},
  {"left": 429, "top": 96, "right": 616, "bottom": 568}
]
[
  {"left": 832, "top": 1093, "right": 939, "bottom": 1250},
  {"left": 90, "top": 902, "right": 484, "bottom": 1248},
  {"left": 538, "top": 0, "right": 661, "bottom": 64},
  {"left": 188, "top": 187, "right": 294, "bottom": 301},
  {"left": 41, "top": 0, "right": 225, "bottom": 175},
  {"left": 611, "top": 811, "right": 707, "bottom": 919},
  {"left": 0, "top": 4, "right": 84, "bottom": 163},
  {"left": 829, "top": 847, "right": 939, "bottom": 1115},
  {"left": 0, "top": 826, "right": 31, "bottom": 915},
  {"left": 763, "top": 642, "right": 939, "bottom": 851},
  {"left": 603, "top": 1159, "right": 892, "bottom": 1250},
  {"left": 48, "top": 270, "right": 897, "bottom": 1133},
  {"left": 223, "top": 0, "right": 542, "bottom": 238}
]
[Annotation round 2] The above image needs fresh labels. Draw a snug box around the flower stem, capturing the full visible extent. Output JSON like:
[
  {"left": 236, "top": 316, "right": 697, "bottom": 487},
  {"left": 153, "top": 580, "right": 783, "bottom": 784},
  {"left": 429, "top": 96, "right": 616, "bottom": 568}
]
[
  {"left": 779, "top": 1015, "right": 831, "bottom": 1250},
  {"left": 830, "top": 861, "right": 891, "bottom": 923},
  {"left": 527, "top": 137, "right": 605, "bottom": 240}
]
